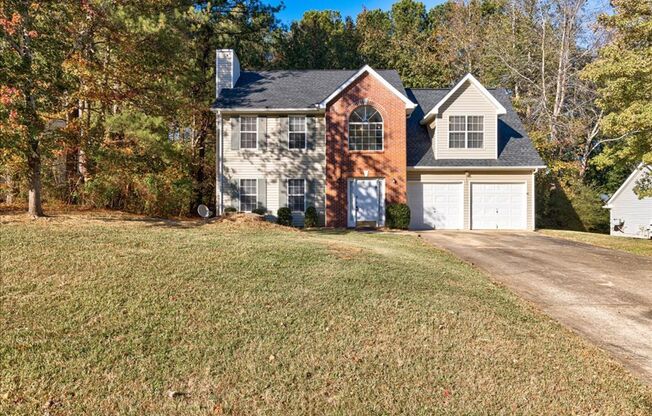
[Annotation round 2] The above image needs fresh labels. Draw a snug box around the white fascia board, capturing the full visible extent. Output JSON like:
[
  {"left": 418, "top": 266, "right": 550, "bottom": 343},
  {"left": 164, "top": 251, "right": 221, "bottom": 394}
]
[
  {"left": 407, "top": 165, "right": 545, "bottom": 171},
  {"left": 605, "top": 162, "right": 648, "bottom": 206},
  {"left": 421, "top": 73, "right": 507, "bottom": 124},
  {"left": 318, "top": 65, "right": 417, "bottom": 111}
]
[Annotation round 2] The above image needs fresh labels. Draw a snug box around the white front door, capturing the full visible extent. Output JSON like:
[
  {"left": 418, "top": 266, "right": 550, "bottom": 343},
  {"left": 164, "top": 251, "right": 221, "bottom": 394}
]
[
  {"left": 471, "top": 183, "right": 527, "bottom": 230},
  {"left": 407, "top": 182, "right": 463, "bottom": 229},
  {"left": 350, "top": 179, "right": 384, "bottom": 226}
]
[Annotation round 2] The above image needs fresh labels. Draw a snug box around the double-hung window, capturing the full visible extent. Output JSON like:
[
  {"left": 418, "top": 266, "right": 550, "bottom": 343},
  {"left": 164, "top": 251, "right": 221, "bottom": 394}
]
[
  {"left": 240, "top": 116, "right": 257, "bottom": 149},
  {"left": 239, "top": 179, "right": 257, "bottom": 212},
  {"left": 289, "top": 116, "right": 306, "bottom": 149},
  {"left": 449, "top": 115, "right": 483, "bottom": 149},
  {"left": 288, "top": 179, "right": 305, "bottom": 212}
]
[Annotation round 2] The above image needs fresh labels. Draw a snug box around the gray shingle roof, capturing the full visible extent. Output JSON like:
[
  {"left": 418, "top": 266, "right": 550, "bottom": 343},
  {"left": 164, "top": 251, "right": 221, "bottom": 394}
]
[
  {"left": 406, "top": 88, "right": 545, "bottom": 168},
  {"left": 212, "top": 69, "right": 408, "bottom": 109}
]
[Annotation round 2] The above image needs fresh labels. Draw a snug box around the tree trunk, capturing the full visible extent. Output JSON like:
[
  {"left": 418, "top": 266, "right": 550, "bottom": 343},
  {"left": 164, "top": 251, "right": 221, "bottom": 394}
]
[{"left": 27, "top": 144, "right": 44, "bottom": 217}]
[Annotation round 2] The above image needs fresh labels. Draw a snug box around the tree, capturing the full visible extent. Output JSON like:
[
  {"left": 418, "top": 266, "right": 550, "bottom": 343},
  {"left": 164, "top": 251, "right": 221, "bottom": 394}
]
[
  {"left": 0, "top": 1, "right": 73, "bottom": 216},
  {"left": 276, "top": 10, "right": 360, "bottom": 69},
  {"left": 582, "top": 0, "right": 652, "bottom": 187}
]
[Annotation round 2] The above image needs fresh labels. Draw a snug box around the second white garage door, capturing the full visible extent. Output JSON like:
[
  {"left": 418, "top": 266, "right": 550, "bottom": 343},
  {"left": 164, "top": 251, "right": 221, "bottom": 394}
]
[
  {"left": 471, "top": 183, "right": 527, "bottom": 230},
  {"left": 407, "top": 182, "right": 463, "bottom": 229}
]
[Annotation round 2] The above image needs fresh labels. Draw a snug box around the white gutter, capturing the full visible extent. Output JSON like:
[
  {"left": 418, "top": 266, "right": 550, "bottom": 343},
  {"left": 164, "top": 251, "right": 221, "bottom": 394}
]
[
  {"left": 210, "top": 107, "right": 323, "bottom": 114},
  {"left": 407, "top": 165, "right": 546, "bottom": 171}
]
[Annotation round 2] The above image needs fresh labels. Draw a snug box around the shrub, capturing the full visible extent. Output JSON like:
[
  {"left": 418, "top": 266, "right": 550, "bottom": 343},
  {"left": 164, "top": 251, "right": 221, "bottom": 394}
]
[
  {"left": 386, "top": 203, "right": 411, "bottom": 229},
  {"left": 252, "top": 206, "right": 267, "bottom": 215},
  {"left": 224, "top": 206, "right": 237, "bottom": 214},
  {"left": 304, "top": 206, "right": 318, "bottom": 228},
  {"left": 277, "top": 207, "right": 292, "bottom": 226}
]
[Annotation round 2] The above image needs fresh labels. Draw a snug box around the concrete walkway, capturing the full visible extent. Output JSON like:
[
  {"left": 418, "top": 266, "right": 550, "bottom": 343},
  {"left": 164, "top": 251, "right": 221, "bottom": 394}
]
[{"left": 419, "top": 231, "right": 652, "bottom": 385}]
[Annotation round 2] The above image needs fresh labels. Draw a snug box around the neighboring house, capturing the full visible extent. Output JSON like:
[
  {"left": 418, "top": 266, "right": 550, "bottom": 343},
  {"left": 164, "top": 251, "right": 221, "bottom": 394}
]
[
  {"left": 604, "top": 163, "right": 652, "bottom": 239},
  {"left": 211, "top": 49, "right": 545, "bottom": 229}
]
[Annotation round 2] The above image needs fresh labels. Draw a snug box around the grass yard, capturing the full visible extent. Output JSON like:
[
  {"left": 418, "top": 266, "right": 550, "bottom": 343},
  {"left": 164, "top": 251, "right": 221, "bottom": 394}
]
[
  {"left": 2, "top": 210, "right": 651, "bottom": 415},
  {"left": 539, "top": 229, "right": 652, "bottom": 257}
]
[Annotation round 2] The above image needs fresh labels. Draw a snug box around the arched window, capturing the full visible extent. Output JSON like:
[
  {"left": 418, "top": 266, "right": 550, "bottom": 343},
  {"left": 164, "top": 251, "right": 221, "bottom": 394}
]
[{"left": 349, "top": 105, "right": 383, "bottom": 151}]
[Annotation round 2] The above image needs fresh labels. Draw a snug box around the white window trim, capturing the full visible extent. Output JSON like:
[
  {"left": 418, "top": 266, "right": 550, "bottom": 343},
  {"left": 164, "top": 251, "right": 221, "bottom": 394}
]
[
  {"left": 240, "top": 116, "right": 258, "bottom": 149},
  {"left": 287, "top": 178, "right": 306, "bottom": 213},
  {"left": 238, "top": 178, "right": 258, "bottom": 212},
  {"left": 348, "top": 106, "right": 384, "bottom": 152},
  {"left": 448, "top": 115, "right": 484, "bottom": 149},
  {"left": 288, "top": 115, "right": 308, "bottom": 150}
]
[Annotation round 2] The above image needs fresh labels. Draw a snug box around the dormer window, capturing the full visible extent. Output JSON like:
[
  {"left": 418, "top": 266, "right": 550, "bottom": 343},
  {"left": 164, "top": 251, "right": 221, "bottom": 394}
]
[
  {"left": 349, "top": 105, "right": 383, "bottom": 151},
  {"left": 449, "top": 115, "right": 483, "bottom": 149}
]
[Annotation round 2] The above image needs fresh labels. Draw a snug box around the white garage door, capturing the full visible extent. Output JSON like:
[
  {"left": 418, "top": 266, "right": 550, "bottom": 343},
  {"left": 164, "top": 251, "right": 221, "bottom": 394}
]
[
  {"left": 407, "top": 182, "right": 463, "bottom": 229},
  {"left": 471, "top": 183, "right": 527, "bottom": 230}
]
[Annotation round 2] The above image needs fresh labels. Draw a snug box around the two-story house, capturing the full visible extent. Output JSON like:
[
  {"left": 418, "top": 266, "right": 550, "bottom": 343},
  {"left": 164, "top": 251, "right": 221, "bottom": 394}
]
[{"left": 211, "top": 49, "right": 545, "bottom": 230}]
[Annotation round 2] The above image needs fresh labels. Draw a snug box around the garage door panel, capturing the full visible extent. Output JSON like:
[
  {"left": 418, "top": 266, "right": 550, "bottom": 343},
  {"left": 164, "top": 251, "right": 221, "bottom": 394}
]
[
  {"left": 408, "top": 182, "right": 463, "bottom": 230},
  {"left": 471, "top": 183, "right": 526, "bottom": 230}
]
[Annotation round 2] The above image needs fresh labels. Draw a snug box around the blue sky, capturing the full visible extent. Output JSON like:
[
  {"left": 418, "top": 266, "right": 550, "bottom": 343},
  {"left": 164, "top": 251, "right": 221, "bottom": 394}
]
[{"left": 272, "top": 0, "right": 446, "bottom": 24}]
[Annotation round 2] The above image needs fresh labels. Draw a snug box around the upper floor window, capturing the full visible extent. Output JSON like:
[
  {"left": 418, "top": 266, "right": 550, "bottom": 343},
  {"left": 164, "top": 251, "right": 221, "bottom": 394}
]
[
  {"left": 240, "top": 116, "right": 257, "bottom": 149},
  {"left": 289, "top": 116, "right": 306, "bottom": 149},
  {"left": 449, "top": 115, "right": 483, "bottom": 149},
  {"left": 349, "top": 105, "right": 383, "bottom": 151}
]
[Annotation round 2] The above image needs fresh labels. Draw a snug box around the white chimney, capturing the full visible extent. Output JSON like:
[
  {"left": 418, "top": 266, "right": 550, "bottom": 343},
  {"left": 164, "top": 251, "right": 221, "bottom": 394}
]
[{"left": 216, "top": 49, "right": 240, "bottom": 97}]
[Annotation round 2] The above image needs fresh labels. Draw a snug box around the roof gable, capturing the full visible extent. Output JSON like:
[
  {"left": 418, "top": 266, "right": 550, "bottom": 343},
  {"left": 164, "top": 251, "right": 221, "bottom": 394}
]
[
  {"left": 605, "top": 163, "right": 652, "bottom": 207},
  {"left": 421, "top": 73, "right": 506, "bottom": 123},
  {"left": 318, "top": 65, "right": 416, "bottom": 111},
  {"left": 406, "top": 87, "right": 545, "bottom": 168}
]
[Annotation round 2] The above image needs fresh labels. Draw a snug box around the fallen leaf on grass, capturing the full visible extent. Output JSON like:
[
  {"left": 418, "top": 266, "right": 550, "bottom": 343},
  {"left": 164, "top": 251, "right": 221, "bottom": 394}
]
[{"left": 167, "top": 390, "right": 188, "bottom": 399}]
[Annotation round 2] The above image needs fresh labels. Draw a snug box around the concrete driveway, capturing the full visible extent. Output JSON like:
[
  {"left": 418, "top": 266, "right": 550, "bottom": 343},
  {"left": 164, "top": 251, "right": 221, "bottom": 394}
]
[{"left": 419, "top": 231, "right": 652, "bottom": 385}]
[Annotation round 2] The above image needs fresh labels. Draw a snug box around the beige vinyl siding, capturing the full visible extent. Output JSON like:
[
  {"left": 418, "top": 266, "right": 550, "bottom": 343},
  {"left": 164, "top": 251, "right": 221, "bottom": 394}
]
[
  {"left": 220, "top": 115, "right": 326, "bottom": 226},
  {"left": 407, "top": 170, "right": 536, "bottom": 230},
  {"left": 433, "top": 81, "right": 497, "bottom": 159}
]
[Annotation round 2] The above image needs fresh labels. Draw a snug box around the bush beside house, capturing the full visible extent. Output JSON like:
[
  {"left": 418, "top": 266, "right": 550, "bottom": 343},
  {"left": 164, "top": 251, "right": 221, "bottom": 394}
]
[
  {"left": 386, "top": 203, "right": 410, "bottom": 229},
  {"left": 304, "top": 206, "right": 318, "bottom": 228},
  {"left": 277, "top": 207, "right": 292, "bottom": 226}
]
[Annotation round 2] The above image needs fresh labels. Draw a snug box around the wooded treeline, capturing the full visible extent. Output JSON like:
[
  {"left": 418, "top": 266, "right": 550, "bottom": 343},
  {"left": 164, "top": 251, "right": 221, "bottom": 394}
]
[{"left": 1, "top": 0, "right": 650, "bottom": 231}]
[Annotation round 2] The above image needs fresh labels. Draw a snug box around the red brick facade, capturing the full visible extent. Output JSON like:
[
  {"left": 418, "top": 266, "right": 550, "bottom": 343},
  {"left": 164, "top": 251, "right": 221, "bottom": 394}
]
[{"left": 325, "top": 72, "right": 408, "bottom": 227}]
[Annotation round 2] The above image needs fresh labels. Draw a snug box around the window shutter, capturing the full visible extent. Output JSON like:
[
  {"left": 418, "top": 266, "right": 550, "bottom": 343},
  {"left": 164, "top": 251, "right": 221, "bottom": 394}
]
[
  {"left": 257, "top": 178, "right": 267, "bottom": 210},
  {"left": 279, "top": 178, "right": 287, "bottom": 208},
  {"left": 228, "top": 178, "right": 239, "bottom": 208},
  {"left": 257, "top": 117, "right": 267, "bottom": 151},
  {"left": 230, "top": 117, "right": 240, "bottom": 150},
  {"left": 279, "top": 116, "right": 288, "bottom": 151},
  {"left": 306, "top": 116, "right": 316, "bottom": 150},
  {"left": 305, "top": 179, "right": 315, "bottom": 210}
]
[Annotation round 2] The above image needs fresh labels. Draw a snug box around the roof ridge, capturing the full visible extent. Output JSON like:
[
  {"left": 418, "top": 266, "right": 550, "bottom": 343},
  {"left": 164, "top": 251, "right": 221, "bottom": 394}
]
[{"left": 241, "top": 68, "right": 399, "bottom": 73}]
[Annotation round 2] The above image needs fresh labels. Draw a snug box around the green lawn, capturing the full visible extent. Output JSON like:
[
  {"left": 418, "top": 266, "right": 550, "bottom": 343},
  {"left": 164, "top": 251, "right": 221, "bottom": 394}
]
[
  {"left": 2, "top": 211, "right": 651, "bottom": 415},
  {"left": 539, "top": 229, "right": 652, "bottom": 257}
]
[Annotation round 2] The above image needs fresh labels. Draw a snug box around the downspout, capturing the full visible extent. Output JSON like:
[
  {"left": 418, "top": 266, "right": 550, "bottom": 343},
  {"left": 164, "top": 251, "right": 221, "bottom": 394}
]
[
  {"left": 215, "top": 111, "right": 224, "bottom": 216},
  {"left": 220, "top": 113, "right": 224, "bottom": 214},
  {"left": 533, "top": 167, "right": 539, "bottom": 230}
]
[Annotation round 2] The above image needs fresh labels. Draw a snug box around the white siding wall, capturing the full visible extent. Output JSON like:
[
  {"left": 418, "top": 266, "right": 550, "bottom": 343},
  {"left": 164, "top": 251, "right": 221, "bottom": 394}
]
[
  {"left": 219, "top": 115, "right": 326, "bottom": 226},
  {"left": 609, "top": 168, "right": 652, "bottom": 239},
  {"left": 408, "top": 170, "right": 536, "bottom": 230},
  {"left": 433, "top": 81, "right": 498, "bottom": 159}
]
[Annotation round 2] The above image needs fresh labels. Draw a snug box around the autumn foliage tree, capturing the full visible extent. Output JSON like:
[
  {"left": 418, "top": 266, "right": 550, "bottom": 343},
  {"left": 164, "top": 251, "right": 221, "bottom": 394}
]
[{"left": 0, "top": 1, "right": 73, "bottom": 216}]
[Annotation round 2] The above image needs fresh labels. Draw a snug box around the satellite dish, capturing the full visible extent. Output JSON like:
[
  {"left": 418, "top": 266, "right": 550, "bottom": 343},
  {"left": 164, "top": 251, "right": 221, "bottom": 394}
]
[
  {"left": 599, "top": 193, "right": 610, "bottom": 202},
  {"left": 197, "top": 204, "right": 212, "bottom": 218}
]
